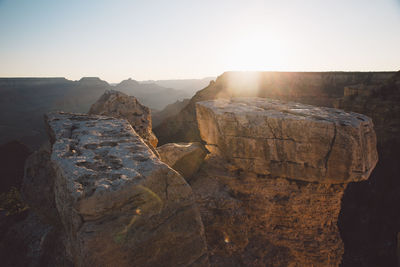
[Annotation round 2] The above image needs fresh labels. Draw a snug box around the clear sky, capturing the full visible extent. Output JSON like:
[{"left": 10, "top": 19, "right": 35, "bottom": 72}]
[{"left": 0, "top": 0, "right": 399, "bottom": 82}]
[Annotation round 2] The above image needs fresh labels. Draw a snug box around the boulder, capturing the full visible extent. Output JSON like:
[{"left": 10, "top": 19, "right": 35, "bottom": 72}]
[
  {"left": 193, "top": 98, "right": 378, "bottom": 266},
  {"left": 157, "top": 142, "right": 207, "bottom": 179},
  {"left": 88, "top": 90, "right": 158, "bottom": 148},
  {"left": 196, "top": 97, "right": 378, "bottom": 184},
  {"left": 45, "top": 112, "right": 208, "bottom": 267}
]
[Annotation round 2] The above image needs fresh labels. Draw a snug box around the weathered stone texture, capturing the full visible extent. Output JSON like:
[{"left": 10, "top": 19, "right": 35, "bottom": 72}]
[
  {"left": 192, "top": 157, "right": 345, "bottom": 266},
  {"left": 196, "top": 98, "right": 378, "bottom": 184},
  {"left": 88, "top": 89, "right": 158, "bottom": 148},
  {"left": 45, "top": 112, "right": 208, "bottom": 267},
  {"left": 193, "top": 98, "right": 378, "bottom": 266},
  {"left": 157, "top": 142, "right": 207, "bottom": 180}
]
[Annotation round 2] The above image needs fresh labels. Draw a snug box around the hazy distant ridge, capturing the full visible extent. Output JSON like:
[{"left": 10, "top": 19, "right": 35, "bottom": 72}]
[{"left": 0, "top": 76, "right": 212, "bottom": 148}]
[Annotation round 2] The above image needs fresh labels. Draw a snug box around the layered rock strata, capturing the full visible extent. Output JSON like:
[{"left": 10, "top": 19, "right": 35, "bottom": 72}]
[
  {"left": 45, "top": 112, "right": 208, "bottom": 267},
  {"left": 89, "top": 90, "right": 158, "bottom": 148},
  {"left": 193, "top": 98, "right": 378, "bottom": 266}
]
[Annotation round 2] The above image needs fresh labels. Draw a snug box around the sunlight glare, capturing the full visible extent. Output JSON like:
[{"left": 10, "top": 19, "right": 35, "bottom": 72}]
[{"left": 226, "top": 72, "right": 262, "bottom": 96}]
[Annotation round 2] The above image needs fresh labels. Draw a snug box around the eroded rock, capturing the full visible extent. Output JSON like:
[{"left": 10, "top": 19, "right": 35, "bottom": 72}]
[
  {"left": 193, "top": 98, "right": 378, "bottom": 266},
  {"left": 157, "top": 142, "right": 207, "bottom": 180},
  {"left": 196, "top": 97, "right": 378, "bottom": 184},
  {"left": 45, "top": 112, "right": 208, "bottom": 267},
  {"left": 88, "top": 90, "right": 158, "bottom": 148}
]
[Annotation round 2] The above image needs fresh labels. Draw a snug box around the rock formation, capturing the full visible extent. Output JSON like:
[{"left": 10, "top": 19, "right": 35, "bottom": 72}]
[
  {"left": 45, "top": 112, "right": 208, "bottom": 267},
  {"left": 192, "top": 98, "right": 377, "bottom": 266},
  {"left": 196, "top": 98, "right": 377, "bottom": 184},
  {"left": 89, "top": 90, "right": 158, "bottom": 148},
  {"left": 157, "top": 142, "right": 207, "bottom": 180},
  {"left": 154, "top": 71, "right": 400, "bottom": 266}
]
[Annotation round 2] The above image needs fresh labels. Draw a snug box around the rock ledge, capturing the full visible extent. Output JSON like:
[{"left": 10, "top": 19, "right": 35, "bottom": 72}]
[{"left": 196, "top": 97, "right": 378, "bottom": 184}]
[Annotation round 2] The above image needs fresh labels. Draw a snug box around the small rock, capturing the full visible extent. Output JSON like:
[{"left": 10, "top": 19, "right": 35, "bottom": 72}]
[{"left": 157, "top": 142, "right": 207, "bottom": 180}]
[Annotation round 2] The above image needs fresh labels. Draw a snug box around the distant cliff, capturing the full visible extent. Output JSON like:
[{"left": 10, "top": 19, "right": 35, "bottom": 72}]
[
  {"left": 0, "top": 77, "right": 108, "bottom": 148},
  {"left": 114, "top": 78, "right": 191, "bottom": 110}
]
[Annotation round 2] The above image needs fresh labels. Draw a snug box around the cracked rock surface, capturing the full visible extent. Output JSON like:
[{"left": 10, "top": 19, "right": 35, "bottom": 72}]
[
  {"left": 196, "top": 97, "right": 378, "bottom": 184},
  {"left": 45, "top": 112, "right": 208, "bottom": 267},
  {"left": 193, "top": 97, "right": 378, "bottom": 266},
  {"left": 89, "top": 90, "right": 158, "bottom": 148}
]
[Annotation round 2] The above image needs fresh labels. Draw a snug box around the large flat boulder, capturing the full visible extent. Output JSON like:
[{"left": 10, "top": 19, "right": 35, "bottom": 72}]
[
  {"left": 45, "top": 112, "right": 208, "bottom": 267},
  {"left": 89, "top": 90, "right": 158, "bottom": 148},
  {"left": 196, "top": 97, "right": 378, "bottom": 184}
]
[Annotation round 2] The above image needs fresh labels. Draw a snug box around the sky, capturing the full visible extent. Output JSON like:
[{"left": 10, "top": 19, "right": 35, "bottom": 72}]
[{"left": 0, "top": 0, "right": 399, "bottom": 82}]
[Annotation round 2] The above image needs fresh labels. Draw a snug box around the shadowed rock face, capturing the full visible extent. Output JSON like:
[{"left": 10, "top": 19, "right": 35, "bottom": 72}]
[
  {"left": 45, "top": 112, "right": 208, "bottom": 267},
  {"left": 192, "top": 98, "right": 378, "bottom": 266},
  {"left": 0, "top": 140, "right": 31, "bottom": 193},
  {"left": 22, "top": 144, "right": 60, "bottom": 226},
  {"left": 88, "top": 90, "right": 158, "bottom": 148}
]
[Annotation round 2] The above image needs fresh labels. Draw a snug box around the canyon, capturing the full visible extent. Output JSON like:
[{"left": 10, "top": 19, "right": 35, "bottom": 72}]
[
  {"left": 13, "top": 92, "right": 378, "bottom": 266},
  {"left": 155, "top": 71, "right": 400, "bottom": 266},
  {"left": 0, "top": 77, "right": 211, "bottom": 149},
  {"left": 1, "top": 71, "right": 399, "bottom": 266}
]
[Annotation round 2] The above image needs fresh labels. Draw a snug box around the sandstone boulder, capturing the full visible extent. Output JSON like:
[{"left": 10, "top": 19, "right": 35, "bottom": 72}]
[
  {"left": 157, "top": 142, "right": 207, "bottom": 179},
  {"left": 88, "top": 90, "right": 158, "bottom": 148},
  {"left": 45, "top": 112, "right": 208, "bottom": 267},
  {"left": 193, "top": 98, "right": 378, "bottom": 266},
  {"left": 196, "top": 97, "right": 378, "bottom": 184}
]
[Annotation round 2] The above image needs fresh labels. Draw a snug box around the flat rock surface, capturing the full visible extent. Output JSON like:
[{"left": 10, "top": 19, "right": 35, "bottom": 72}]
[
  {"left": 45, "top": 112, "right": 208, "bottom": 267},
  {"left": 196, "top": 97, "right": 378, "bottom": 183}
]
